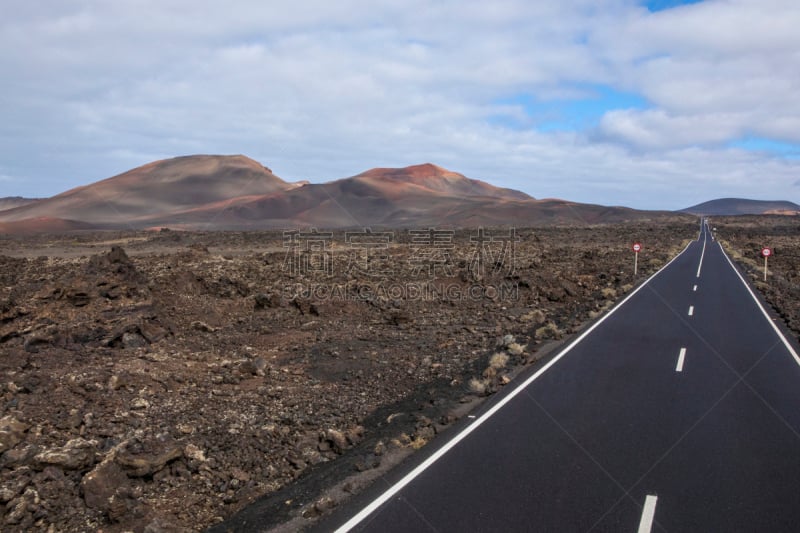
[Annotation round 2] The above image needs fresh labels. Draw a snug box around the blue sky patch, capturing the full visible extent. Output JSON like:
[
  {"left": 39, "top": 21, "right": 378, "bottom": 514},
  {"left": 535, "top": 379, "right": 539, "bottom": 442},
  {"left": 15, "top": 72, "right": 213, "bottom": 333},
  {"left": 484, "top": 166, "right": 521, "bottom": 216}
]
[
  {"left": 492, "top": 84, "right": 649, "bottom": 132},
  {"left": 645, "top": 0, "right": 704, "bottom": 13},
  {"left": 730, "top": 137, "right": 800, "bottom": 159}
]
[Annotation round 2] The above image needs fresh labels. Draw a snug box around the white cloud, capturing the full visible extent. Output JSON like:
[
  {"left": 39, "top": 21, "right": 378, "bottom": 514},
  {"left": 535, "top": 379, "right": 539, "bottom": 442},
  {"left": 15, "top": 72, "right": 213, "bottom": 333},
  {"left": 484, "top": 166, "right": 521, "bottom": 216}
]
[
  {"left": 597, "top": 109, "right": 748, "bottom": 148},
  {"left": 0, "top": 0, "right": 798, "bottom": 207},
  {"left": 592, "top": 0, "right": 800, "bottom": 148}
]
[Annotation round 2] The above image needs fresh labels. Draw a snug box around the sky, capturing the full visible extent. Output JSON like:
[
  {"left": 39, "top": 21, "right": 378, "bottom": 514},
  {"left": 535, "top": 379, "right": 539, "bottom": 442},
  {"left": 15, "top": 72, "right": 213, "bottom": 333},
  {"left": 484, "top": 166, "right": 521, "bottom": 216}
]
[{"left": 1, "top": 0, "right": 799, "bottom": 210}]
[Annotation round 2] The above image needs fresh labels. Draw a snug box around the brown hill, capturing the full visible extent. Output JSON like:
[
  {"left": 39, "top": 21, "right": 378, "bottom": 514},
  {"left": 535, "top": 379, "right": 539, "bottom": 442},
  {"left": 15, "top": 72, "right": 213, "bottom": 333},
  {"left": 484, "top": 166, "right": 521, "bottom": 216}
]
[
  {"left": 0, "top": 155, "right": 294, "bottom": 226},
  {"left": 351, "top": 164, "right": 532, "bottom": 201},
  {"left": 681, "top": 198, "right": 800, "bottom": 216},
  {"left": 142, "top": 165, "right": 665, "bottom": 229},
  {"left": 135, "top": 163, "right": 532, "bottom": 228},
  {"left": 0, "top": 156, "right": 678, "bottom": 232},
  {"left": 0, "top": 197, "right": 40, "bottom": 212}
]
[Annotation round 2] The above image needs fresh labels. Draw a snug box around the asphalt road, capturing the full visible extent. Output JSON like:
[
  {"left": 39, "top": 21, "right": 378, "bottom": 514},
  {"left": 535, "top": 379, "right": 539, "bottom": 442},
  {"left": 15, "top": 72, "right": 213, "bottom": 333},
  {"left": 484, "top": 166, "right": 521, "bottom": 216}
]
[{"left": 323, "top": 220, "right": 800, "bottom": 532}]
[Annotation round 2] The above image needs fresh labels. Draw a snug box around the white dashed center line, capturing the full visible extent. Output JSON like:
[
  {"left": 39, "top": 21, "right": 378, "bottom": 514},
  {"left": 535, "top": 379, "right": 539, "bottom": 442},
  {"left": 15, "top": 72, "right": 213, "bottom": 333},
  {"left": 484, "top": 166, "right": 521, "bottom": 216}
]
[
  {"left": 676, "top": 348, "right": 687, "bottom": 372},
  {"left": 637, "top": 494, "right": 659, "bottom": 533},
  {"left": 688, "top": 306, "right": 694, "bottom": 316},
  {"left": 693, "top": 284, "right": 697, "bottom": 292},
  {"left": 696, "top": 236, "right": 706, "bottom": 278}
]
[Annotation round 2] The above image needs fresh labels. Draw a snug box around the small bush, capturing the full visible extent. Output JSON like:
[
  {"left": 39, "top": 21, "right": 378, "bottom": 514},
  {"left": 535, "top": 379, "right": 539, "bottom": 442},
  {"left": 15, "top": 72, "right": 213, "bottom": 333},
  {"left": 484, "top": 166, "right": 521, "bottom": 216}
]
[
  {"left": 410, "top": 436, "right": 428, "bottom": 449},
  {"left": 468, "top": 378, "right": 487, "bottom": 395},
  {"left": 506, "top": 343, "right": 525, "bottom": 356},
  {"left": 590, "top": 300, "right": 614, "bottom": 319},
  {"left": 489, "top": 352, "right": 509, "bottom": 369},
  {"left": 535, "top": 322, "right": 561, "bottom": 340},
  {"left": 520, "top": 309, "right": 546, "bottom": 325}
]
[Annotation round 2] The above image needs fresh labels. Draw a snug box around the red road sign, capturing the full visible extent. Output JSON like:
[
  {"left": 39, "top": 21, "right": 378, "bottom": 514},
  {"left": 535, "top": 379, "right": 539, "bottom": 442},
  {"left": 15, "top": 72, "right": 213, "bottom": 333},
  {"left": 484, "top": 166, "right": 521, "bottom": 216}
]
[
  {"left": 632, "top": 242, "right": 642, "bottom": 253},
  {"left": 762, "top": 247, "right": 772, "bottom": 257}
]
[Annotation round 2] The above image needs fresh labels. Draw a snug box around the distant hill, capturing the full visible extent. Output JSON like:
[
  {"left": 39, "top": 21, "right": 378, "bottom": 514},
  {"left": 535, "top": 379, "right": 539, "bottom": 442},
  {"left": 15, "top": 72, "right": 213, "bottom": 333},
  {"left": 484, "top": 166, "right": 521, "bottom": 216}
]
[
  {"left": 0, "top": 155, "right": 684, "bottom": 233},
  {"left": 681, "top": 198, "right": 800, "bottom": 216},
  {"left": 0, "top": 197, "right": 40, "bottom": 212}
]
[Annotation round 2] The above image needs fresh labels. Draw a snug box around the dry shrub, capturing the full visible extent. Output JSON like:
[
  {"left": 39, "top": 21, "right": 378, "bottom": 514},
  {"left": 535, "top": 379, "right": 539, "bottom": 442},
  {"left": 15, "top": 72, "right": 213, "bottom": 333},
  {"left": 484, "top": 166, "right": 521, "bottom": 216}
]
[
  {"left": 535, "top": 322, "right": 561, "bottom": 340},
  {"left": 489, "top": 352, "right": 509, "bottom": 369},
  {"left": 506, "top": 343, "right": 525, "bottom": 356},
  {"left": 520, "top": 309, "right": 546, "bottom": 325},
  {"left": 410, "top": 436, "right": 428, "bottom": 450},
  {"left": 468, "top": 378, "right": 487, "bottom": 395}
]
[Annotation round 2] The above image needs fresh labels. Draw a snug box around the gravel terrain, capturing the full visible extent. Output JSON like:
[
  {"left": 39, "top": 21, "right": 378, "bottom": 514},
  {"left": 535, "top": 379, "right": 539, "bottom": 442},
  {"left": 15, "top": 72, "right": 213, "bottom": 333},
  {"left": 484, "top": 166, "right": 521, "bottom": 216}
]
[
  {"left": 0, "top": 221, "right": 711, "bottom": 531},
  {"left": 713, "top": 215, "right": 800, "bottom": 343}
]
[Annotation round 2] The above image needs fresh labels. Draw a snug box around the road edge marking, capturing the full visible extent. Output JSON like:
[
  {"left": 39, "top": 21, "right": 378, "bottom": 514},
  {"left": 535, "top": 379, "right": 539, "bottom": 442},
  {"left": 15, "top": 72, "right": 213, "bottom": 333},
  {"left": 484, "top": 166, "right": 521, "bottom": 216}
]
[
  {"left": 719, "top": 242, "right": 800, "bottom": 367},
  {"left": 637, "top": 494, "right": 658, "bottom": 533},
  {"left": 333, "top": 241, "right": 696, "bottom": 532}
]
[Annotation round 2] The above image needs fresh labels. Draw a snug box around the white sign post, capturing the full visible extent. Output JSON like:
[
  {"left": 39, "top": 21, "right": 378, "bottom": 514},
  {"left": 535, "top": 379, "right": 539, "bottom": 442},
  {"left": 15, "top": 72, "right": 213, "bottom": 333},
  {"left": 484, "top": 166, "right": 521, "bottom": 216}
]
[
  {"left": 761, "top": 247, "right": 772, "bottom": 281},
  {"left": 632, "top": 242, "right": 642, "bottom": 275}
]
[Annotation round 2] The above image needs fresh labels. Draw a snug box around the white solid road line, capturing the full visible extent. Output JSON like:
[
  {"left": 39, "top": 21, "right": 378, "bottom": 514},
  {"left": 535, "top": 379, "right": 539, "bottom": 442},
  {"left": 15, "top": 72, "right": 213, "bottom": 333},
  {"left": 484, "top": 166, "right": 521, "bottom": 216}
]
[
  {"left": 688, "top": 306, "right": 694, "bottom": 316},
  {"left": 637, "top": 495, "right": 659, "bottom": 533},
  {"left": 676, "top": 347, "right": 687, "bottom": 372},
  {"left": 719, "top": 243, "right": 800, "bottom": 367},
  {"left": 333, "top": 242, "right": 696, "bottom": 532}
]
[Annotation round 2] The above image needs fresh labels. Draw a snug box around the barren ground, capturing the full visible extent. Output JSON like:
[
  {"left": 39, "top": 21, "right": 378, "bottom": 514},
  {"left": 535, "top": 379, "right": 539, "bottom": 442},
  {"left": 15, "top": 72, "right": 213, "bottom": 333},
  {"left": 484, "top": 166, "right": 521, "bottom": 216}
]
[
  {"left": 713, "top": 215, "right": 800, "bottom": 343},
  {"left": 7, "top": 219, "right": 794, "bottom": 532}
]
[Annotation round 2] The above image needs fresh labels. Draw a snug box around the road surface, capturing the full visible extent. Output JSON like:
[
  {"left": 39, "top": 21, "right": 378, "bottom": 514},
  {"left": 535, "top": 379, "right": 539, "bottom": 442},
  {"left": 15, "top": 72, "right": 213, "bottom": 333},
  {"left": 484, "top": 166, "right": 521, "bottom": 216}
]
[{"left": 322, "top": 220, "right": 800, "bottom": 532}]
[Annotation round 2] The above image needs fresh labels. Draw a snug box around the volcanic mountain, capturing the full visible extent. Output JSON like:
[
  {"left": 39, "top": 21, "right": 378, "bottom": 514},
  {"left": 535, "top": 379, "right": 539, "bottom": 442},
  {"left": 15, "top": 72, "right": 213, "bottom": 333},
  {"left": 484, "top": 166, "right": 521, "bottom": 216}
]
[
  {"left": 681, "top": 198, "right": 800, "bottom": 216},
  {"left": 168, "top": 163, "right": 539, "bottom": 228},
  {"left": 349, "top": 164, "right": 531, "bottom": 201},
  {"left": 0, "top": 156, "right": 675, "bottom": 232},
  {"left": 0, "top": 155, "right": 296, "bottom": 228}
]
